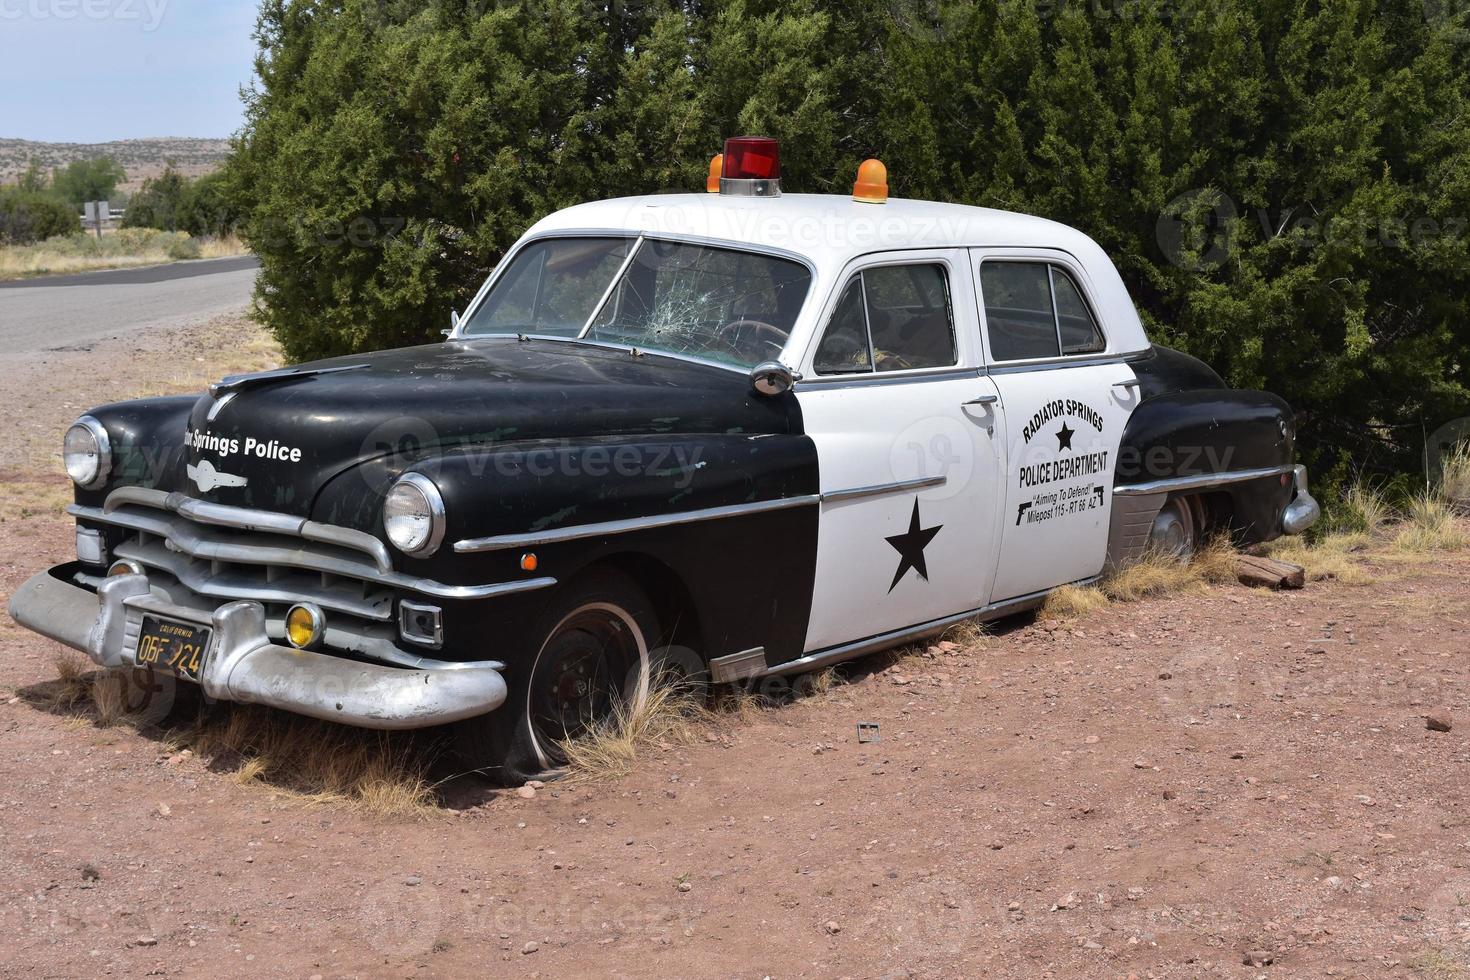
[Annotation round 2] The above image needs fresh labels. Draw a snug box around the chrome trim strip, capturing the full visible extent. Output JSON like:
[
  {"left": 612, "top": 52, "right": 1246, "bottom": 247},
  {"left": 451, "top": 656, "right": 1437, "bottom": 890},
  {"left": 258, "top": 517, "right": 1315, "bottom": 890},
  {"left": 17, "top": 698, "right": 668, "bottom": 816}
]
[
  {"left": 101, "top": 487, "right": 393, "bottom": 572},
  {"left": 985, "top": 353, "right": 1134, "bottom": 375},
  {"left": 454, "top": 494, "right": 821, "bottom": 554},
  {"left": 822, "top": 475, "right": 946, "bottom": 504},
  {"left": 1113, "top": 464, "right": 1294, "bottom": 497},
  {"left": 113, "top": 540, "right": 395, "bottom": 620},
  {"left": 73, "top": 502, "right": 557, "bottom": 602},
  {"left": 765, "top": 581, "right": 1091, "bottom": 678},
  {"left": 799, "top": 366, "right": 981, "bottom": 390}
]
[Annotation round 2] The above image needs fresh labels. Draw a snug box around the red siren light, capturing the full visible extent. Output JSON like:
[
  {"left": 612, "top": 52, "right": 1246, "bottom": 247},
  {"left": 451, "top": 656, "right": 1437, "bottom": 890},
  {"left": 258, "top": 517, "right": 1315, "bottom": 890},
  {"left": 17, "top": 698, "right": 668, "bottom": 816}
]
[{"left": 718, "top": 137, "right": 782, "bottom": 197}]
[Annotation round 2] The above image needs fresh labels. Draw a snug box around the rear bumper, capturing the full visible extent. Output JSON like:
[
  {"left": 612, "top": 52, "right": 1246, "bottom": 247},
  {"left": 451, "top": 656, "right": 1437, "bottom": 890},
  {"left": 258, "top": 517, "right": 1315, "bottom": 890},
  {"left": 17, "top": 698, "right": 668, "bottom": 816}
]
[
  {"left": 7, "top": 567, "right": 507, "bottom": 730},
  {"left": 1282, "top": 464, "right": 1321, "bottom": 536}
]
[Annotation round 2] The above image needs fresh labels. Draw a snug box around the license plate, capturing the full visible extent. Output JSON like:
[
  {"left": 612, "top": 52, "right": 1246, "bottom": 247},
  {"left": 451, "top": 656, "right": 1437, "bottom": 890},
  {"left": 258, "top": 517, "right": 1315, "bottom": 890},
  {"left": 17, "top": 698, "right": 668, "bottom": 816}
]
[{"left": 135, "top": 615, "right": 211, "bottom": 681}]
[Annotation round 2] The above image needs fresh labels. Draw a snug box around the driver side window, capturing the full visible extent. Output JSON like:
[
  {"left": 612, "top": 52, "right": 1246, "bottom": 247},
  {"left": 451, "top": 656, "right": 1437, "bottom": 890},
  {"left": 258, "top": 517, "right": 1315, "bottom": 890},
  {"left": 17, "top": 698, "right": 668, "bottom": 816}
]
[{"left": 813, "top": 264, "right": 957, "bottom": 375}]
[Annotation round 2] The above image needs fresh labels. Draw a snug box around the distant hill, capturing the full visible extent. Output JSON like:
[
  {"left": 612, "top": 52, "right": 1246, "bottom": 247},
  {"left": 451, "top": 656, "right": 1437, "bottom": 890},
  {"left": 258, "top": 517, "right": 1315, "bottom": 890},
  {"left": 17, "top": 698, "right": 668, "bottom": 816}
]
[{"left": 0, "top": 137, "right": 231, "bottom": 193}]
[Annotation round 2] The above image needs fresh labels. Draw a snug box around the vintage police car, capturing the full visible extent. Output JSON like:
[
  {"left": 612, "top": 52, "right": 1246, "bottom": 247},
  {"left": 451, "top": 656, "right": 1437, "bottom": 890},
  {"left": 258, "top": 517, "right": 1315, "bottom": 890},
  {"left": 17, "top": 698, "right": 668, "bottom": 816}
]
[{"left": 9, "top": 138, "right": 1319, "bottom": 781}]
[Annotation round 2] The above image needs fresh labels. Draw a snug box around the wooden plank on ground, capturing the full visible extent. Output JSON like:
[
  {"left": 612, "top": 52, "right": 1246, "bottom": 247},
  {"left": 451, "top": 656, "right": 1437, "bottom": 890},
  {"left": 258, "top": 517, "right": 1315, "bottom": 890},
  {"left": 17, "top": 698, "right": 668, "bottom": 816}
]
[{"left": 1234, "top": 554, "right": 1306, "bottom": 590}]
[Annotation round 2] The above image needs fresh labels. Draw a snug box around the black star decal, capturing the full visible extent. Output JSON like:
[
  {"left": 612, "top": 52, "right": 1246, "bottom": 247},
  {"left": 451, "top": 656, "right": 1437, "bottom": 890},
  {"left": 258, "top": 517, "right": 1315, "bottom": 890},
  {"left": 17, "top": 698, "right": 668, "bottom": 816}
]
[
  {"left": 886, "top": 499, "right": 943, "bottom": 592},
  {"left": 1056, "top": 422, "right": 1075, "bottom": 451}
]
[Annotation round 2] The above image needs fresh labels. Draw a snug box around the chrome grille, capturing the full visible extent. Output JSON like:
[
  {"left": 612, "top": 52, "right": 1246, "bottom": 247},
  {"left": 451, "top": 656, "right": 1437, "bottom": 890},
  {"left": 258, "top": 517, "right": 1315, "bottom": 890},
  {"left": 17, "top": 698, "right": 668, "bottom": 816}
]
[{"left": 68, "top": 488, "right": 560, "bottom": 616}]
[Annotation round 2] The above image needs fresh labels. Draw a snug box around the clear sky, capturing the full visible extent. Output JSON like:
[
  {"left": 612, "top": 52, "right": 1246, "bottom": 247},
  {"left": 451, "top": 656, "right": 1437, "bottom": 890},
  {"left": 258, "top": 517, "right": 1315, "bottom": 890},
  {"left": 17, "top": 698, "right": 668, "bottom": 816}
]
[{"left": 0, "top": 1, "right": 258, "bottom": 142}]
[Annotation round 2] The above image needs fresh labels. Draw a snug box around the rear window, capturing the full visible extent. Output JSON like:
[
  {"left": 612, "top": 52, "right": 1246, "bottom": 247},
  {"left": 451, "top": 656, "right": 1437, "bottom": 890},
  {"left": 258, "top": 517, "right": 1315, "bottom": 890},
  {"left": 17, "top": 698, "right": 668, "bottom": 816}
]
[{"left": 980, "top": 261, "right": 1106, "bottom": 361}]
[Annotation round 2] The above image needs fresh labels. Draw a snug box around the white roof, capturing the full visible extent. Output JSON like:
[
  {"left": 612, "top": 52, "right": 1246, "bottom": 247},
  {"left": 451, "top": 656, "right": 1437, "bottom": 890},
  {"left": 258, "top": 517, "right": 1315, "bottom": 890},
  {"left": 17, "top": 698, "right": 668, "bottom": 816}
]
[
  {"left": 529, "top": 193, "right": 1095, "bottom": 263},
  {"left": 520, "top": 192, "right": 1150, "bottom": 358}
]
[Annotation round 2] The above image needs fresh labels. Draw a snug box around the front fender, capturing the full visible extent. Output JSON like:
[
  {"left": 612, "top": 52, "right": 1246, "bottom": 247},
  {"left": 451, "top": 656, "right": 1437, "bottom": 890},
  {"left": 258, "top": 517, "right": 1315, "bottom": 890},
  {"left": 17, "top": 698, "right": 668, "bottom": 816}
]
[
  {"left": 308, "top": 432, "right": 822, "bottom": 667},
  {"left": 71, "top": 395, "right": 200, "bottom": 508}
]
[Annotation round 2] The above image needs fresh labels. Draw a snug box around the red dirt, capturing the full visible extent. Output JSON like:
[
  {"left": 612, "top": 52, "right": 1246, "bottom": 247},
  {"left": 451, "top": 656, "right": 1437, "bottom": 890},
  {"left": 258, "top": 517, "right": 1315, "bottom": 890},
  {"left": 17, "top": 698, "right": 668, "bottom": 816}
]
[{"left": 4, "top": 321, "right": 1469, "bottom": 978}]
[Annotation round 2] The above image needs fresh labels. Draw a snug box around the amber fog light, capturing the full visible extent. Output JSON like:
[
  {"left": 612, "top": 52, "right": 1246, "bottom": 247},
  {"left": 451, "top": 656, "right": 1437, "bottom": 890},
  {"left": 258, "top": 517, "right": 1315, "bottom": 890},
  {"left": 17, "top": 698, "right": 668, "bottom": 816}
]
[
  {"left": 286, "top": 603, "right": 325, "bottom": 650},
  {"left": 107, "top": 560, "right": 144, "bottom": 578}
]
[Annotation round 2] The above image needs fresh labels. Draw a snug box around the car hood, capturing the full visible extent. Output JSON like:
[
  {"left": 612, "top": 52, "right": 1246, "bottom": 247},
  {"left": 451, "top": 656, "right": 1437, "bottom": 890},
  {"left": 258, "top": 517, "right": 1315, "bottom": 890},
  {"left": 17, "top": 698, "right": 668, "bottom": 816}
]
[{"left": 180, "top": 337, "right": 797, "bottom": 519}]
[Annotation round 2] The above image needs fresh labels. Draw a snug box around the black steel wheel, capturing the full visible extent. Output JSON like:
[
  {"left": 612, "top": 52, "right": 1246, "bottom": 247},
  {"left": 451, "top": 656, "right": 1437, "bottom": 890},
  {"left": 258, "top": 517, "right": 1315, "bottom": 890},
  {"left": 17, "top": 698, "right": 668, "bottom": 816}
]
[{"left": 454, "top": 569, "right": 657, "bottom": 784}]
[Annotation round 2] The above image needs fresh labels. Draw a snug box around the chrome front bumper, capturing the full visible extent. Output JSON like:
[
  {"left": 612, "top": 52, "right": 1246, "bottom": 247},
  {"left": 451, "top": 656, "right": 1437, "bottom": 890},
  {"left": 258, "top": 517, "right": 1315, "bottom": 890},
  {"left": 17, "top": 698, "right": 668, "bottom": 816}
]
[{"left": 7, "top": 568, "right": 507, "bottom": 730}]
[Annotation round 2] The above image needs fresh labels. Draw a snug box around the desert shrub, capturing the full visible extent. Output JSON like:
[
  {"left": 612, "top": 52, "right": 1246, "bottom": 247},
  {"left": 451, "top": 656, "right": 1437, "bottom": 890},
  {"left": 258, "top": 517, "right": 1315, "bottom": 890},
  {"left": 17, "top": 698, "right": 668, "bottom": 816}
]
[
  {"left": 225, "top": 0, "right": 1470, "bottom": 487},
  {"left": 0, "top": 188, "right": 76, "bottom": 244}
]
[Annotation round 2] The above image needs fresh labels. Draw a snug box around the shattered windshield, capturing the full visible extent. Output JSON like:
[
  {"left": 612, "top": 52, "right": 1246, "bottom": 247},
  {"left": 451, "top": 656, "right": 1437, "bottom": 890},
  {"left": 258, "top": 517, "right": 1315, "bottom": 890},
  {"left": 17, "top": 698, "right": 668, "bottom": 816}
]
[{"left": 463, "top": 236, "right": 812, "bottom": 368}]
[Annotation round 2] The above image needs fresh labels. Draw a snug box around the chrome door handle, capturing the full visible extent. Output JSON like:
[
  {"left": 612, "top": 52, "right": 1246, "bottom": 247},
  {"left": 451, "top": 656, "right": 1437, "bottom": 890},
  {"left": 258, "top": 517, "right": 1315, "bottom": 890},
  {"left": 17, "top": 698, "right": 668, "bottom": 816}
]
[
  {"left": 1112, "top": 379, "right": 1141, "bottom": 390},
  {"left": 962, "top": 394, "right": 999, "bottom": 407}
]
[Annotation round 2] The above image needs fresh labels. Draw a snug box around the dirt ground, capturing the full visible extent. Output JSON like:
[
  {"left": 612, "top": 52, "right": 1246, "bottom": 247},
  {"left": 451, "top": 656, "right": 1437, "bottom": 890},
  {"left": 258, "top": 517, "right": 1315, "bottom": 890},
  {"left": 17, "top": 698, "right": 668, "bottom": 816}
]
[{"left": 5, "top": 318, "right": 1470, "bottom": 978}]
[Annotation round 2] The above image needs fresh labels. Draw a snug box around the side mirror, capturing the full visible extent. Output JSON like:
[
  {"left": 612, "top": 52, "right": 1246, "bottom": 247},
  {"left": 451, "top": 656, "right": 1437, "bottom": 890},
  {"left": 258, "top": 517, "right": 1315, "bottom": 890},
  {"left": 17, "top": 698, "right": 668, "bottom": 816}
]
[
  {"left": 750, "top": 361, "right": 797, "bottom": 397},
  {"left": 450, "top": 310, "right": 461, "bottom": 331}
]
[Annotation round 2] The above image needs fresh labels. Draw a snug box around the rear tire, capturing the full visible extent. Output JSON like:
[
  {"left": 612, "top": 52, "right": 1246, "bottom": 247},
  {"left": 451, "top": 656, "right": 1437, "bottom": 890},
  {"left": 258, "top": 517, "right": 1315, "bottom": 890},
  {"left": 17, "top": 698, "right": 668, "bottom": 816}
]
[
  {"left": 1149, "top": 495, "right": 1200, "bottom": 560},
  {"left": 453, "top": 569, "right": 658, "bottom": 785}
]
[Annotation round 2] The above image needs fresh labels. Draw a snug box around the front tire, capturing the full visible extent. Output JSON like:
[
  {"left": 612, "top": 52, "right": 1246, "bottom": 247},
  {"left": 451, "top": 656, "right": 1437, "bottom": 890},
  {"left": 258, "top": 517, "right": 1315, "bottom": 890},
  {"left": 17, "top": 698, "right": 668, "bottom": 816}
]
[{"left": 454, "top": 569, "right": 657, "bottom": 785}]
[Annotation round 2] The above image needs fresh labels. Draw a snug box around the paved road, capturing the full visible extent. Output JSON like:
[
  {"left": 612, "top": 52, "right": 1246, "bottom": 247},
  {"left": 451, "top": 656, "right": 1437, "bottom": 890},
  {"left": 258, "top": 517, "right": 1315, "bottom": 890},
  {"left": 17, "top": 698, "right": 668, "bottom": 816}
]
[{"left": 0, "top": 255, "right": 259, "bottom": 354}]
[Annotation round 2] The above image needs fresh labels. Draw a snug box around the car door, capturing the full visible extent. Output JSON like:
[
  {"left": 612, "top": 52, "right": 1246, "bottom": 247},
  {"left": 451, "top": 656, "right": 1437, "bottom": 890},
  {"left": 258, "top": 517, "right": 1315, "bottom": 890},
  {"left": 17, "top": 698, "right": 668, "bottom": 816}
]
[
  {"left": 793, "top": 250, "right": 1005, "bottom": 656},
  {"left": 971, "top": 248, "right": 1139, "bottom": 603}
]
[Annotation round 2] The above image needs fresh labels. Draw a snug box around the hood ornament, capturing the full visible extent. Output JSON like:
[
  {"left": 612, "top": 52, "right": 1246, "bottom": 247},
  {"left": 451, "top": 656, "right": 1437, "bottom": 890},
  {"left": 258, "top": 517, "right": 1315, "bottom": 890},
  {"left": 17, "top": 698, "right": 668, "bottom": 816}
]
[
  {"left": 209, "top": 363, "right": 368, "bottom": 399},
  {"left": 186, "top": 459, "right": 248, "bottom": 493}
]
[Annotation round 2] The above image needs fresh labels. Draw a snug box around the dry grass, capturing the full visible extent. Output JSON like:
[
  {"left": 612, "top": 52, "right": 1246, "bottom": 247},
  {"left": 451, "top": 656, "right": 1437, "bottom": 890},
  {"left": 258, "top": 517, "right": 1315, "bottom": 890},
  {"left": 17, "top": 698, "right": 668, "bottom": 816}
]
[
  {"left": 1268, "top": 531, "right": 1379, "bottom": 584},
  {"left": 23, "top": 653, "right": 441, "bottom": 816},
  {"left": 0, "top": 229, "right": 250, "bottom": 281},
  {"left": 791, "top": 666, "right": 843, "bottom": 699},
  {"left": 46, "top": 652, "right": 92, "bottom": 711},
  {"left": 1411, "top": 949, "right": 1470, "bottom": 979},
  {"left": 1439, "top": 442, "right": 1470, "bottom": 515},
  {"left": 21, "top": 655, "right": 157, "bottom": 728},
  {"left": 1040, "top": 583, "right": 1112, "bottom": 620},
  {"left": 164, "top": 704, "right": 441, "bottom": 817},
  {"left": 559, "top": 678, "right": 710, "bottom": 781},
  {"left": 1394, "top": 490, "right": 1470, "bottom": 555},
  {"left": 940, "top": 618, "right": 989, "bottom": 649},
  {"left": 1041, "top": 537, "right": 1238, "bottom": 620},
  {"left": 198, "top": 233, "right": 247, "bottom": 259},
  {"left": 129, "top": 323, "right": 282, "bottom": 400},
  {"left": 1344, "top": 480, "right": 1394, "bottom": 533},
  {"left": 0, "top": 478, "right": 74, "bottom": 524},
  {"left": 709, "top": 684, "right": 772, "bottom": 724}
]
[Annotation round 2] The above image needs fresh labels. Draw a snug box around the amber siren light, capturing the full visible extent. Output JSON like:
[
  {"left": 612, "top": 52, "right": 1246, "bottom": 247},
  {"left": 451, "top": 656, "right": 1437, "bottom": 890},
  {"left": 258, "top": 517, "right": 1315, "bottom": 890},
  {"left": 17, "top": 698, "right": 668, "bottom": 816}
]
[
  {"left": 718, "top": 136, "right": 781, "bottom": 197},
  {"left": 706, "top": 154, "right": 723, "bottom": 193},
  {"left": 853, "top": 158, "right": 888, "bottom": 204}
]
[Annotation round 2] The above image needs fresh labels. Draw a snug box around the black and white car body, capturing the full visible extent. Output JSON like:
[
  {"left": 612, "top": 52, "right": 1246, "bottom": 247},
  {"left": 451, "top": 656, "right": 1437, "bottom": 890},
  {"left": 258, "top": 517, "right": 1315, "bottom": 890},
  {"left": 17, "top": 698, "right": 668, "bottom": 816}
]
[{"left": 9, "top": 139, "right": 1319, "bottom": 780}]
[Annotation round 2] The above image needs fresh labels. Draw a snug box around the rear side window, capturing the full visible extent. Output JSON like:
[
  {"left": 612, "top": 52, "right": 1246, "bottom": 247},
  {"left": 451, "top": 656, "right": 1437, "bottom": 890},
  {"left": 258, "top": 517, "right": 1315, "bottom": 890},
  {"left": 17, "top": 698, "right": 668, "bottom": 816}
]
[
  {"left": 980, "top": 261, "right": 1106, "bottom": 361},
  {"left": 812, "top": 264, "right": 957, "bottom": 375},
  {"left": 1051, "top": 269, "right": 1105, "bottom": 354}
]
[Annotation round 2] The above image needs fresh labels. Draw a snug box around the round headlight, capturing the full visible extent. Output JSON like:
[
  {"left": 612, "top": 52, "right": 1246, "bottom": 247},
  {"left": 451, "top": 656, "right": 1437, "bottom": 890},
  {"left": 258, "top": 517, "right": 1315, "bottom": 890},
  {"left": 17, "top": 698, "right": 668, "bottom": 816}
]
[
  {"left": 383, "top": 473, "right": 446, "bottom": 557},
  {"left": 63, "top": 416, "right": 111, "bottom": 489}
]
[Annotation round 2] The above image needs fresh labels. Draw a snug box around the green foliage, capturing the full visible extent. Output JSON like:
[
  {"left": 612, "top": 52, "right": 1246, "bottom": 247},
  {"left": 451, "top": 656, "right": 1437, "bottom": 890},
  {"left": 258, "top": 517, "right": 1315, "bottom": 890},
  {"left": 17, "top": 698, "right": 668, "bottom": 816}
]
[
  {"left": 16, "top": 158, "right": 49, "bottom": 194},
  {"left": 227, "top": 0, "right": 1470, "bottom": 478},
  {"left": 51, "top": 156, "right": 126, "bottom": 208},
  {"left": 124, "top": 165, "right": 241, "bottom": 238},
  {"left": 122, "top": 164, "right": 189, "bottom": 231},
  {"left": 0, "top": 187, "right": 76, "bottom": 244}
]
